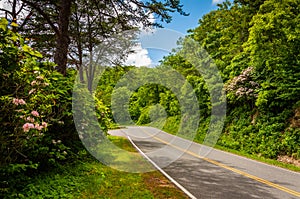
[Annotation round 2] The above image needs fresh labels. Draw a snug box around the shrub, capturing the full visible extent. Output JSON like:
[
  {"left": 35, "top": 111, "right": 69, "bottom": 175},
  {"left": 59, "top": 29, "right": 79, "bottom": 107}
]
[{"left": 0, "top": 18, "right": 81, "bottom": 179}]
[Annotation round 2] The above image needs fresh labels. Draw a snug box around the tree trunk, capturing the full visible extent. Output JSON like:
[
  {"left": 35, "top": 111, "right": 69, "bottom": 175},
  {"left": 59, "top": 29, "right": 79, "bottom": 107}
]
[
  {"left": 11, "top": 0, "right": 17, "bottom": 32},
  {"left": 54, "top": 0, "right": 72, "bottom": 76},
  {"left": 78, "top": 49, "right": 84, "bottom": 83}
]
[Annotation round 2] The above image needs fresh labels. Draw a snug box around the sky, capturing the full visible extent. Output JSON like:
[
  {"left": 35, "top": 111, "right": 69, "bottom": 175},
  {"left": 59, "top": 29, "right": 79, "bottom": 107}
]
[
  {"left": 161, "top": 0, "right": 223, "bottom": 33},
  {"left": 126, "top": 0, "right": 226, "bottom": 67},
  {"left": 0, "top": 0, "right": 226, "bottom": 67}
]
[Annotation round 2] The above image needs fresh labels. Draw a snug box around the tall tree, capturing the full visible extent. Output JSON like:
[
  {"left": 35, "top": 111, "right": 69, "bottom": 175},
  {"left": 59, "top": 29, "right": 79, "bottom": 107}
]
[
  {"left": 69, "top": 0, "right": 138, "bottom": 91},
  {"left": 1, "top": 0, "right": 188, "bottom": 75},
  {"left": 245, "top": 0, "right": 300, "bottom": 112}
]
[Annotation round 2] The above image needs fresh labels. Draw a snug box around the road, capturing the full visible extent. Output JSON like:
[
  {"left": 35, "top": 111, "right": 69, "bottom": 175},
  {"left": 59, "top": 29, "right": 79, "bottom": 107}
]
[{"left": 108, "top": 126, "right": 300, "bottom": 199}]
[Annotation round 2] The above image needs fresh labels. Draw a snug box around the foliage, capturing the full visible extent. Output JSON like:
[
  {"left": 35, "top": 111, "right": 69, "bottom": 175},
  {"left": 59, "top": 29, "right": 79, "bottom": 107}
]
[
  {"left": 245, "top": 0, "right": 300, "bottom": 113},
  {"left": 188, "top": 0, "right": 300, "bottom": 160},
  {"left": 93, "top": 0, "right": 300, "bottom": 162},
  {"left": 2, "top": 137, "right": 187, "bottom": 199},
  {"left": 0, "top": 0, "right": 188, "bottom": 75},
  {"left": 225, "top": 67, "right": 259, "bottom": 106},
  {"left": 0, "top": 17, "right": 76, "bottom": 169},
  {"left": 0, "top": 17, "right": 114, "bottom": 196}
]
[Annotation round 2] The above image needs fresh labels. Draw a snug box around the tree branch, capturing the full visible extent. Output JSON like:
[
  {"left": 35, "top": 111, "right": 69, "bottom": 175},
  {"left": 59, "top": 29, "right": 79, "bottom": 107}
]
[
  {"left": 18, "top": 11, "right": 33, "bottom": 30},
  {"left": 22, "top": 0, "right": 59, "bottom": 35},
  {"left": 16, "top": 2, "right": 25, "bottom": 15},
  {"left": 0, "top": 8, "right": 13, "bottom": 16}
]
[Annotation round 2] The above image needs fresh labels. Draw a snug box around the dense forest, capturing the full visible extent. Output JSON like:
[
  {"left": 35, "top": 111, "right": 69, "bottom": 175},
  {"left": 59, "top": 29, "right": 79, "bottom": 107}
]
[
  {"left": 97, "top": 0, "right": 300, "bottom": 160},
  {"left": 0, "top": 0, "right": 299, "bottom": 197}
]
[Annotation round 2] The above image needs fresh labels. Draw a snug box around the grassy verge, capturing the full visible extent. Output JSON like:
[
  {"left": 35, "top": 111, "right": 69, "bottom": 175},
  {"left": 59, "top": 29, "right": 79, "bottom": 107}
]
[
  {"left": 147, "top": 118, "right": 300, "bottom": 172},
  {"left": 4, "top": 136, "right": 188, "bottom": 199},
  {"left": 214, "top": 145, "right": 300, "bottom": 172}
]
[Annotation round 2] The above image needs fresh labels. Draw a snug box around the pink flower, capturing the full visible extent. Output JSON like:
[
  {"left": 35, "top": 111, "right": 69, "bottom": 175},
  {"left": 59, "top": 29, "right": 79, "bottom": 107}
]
[
  {"left": 12, "top": 98, "right": 26, "bottom": 105},
  {"left": 31, "top": 80, "right": 37, "bottom": 86},
  {"left": 23, "top": 123, "right": 34, "bottom": 132},
  {"left": 12, "top": 98, "right": 18, "bottom": 105},
  {"left": 18, "top": 99, "right": 26, "bottom": 105},
  {"left": 42, "top": 122, "right": 48, "bottom": 128},
  {"left": 35, "top": 123, "right": 43, "bottom": 131},
  {"left": 29, "top": 89, "right": 36, "bottom": 95},
  {"left": 36, "top": 76, "right": 44, "bottom": 80},
  {"left": 31, "top": 110, "right": 39, "bottom": 117},
  {"left": 26, "top": 116, "right": 35, "bottom": 123}
]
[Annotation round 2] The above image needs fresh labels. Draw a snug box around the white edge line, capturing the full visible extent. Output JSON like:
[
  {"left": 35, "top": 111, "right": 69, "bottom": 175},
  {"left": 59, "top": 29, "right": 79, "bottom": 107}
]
[{"left": 126, "top": 135, "right": 197, "bottom": 199}]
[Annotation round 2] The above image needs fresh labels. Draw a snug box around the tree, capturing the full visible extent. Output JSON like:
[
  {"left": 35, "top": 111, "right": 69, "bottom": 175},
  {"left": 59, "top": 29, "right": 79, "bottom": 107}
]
[
  {"left": 1, "top": 0, "right": 188, "bottom": 75},
  {"left": 69, "top": 0, "right": 139, "bottom": 91},
  {"left": 245, "top": 0, "right": 300, "bottom": 112}
]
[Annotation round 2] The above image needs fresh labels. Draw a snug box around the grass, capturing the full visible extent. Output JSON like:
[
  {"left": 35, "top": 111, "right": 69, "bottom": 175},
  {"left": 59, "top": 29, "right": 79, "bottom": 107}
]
[
  {"left": 147, "top": 118, "right": 300, "bottom": 173},
  {"left": 214, "top": 145, "right": 300, "bottom": 172},
  {"left": 3, "top": 136, "right": 188, "bottom": 199}
]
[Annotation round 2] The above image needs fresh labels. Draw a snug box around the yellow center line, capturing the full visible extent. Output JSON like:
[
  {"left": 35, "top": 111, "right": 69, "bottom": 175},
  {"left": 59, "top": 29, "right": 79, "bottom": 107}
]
[{"left": 141, "top": 129, "right": 300, "bottom": 198}]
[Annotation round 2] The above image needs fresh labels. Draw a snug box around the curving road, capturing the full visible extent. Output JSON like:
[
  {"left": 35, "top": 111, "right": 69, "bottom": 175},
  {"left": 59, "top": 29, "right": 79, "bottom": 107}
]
[{"left": 108, "top": 126, "right": 300, "bottom": 199}]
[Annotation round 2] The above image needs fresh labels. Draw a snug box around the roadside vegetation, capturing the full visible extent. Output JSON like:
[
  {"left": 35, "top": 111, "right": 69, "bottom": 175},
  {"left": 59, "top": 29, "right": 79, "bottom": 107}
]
[
  {"left": 96, "top": 0, "right": 300, "bottom": 170},
  {"left": 0, "top": 0, "right": 188, "bottom": 196},
  {"left": 1, "top": 0, "right": 299, "bottom": 198},
  {"left": 2, "top": 136, "right": 187, "bottom": 198}
]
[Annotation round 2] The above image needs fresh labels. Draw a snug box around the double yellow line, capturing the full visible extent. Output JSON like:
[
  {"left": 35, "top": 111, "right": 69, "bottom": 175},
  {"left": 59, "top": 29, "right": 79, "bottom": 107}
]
[{"left": 142, "top": 129, "right": 300, "bottom": 198}]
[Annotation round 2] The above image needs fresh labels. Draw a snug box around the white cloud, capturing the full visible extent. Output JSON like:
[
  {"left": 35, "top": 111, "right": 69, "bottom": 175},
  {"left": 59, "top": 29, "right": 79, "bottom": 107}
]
[
  {"left": 124, "top": 44, "right": 152, "bottom": 67},
  {"left": 0, "top": 1, "right": 11, "bottom": 11},
  {"left": 122, "top": 9, "right": 156, "bottom": 67},
  {"left": 212, "top": 0, "right": 226, "bottom": 4}
]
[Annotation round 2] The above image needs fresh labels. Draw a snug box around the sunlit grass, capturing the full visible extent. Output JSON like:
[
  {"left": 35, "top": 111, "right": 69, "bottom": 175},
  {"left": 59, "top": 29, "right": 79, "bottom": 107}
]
[{"left": 5, "top": 136, "right": 188, "bottom": 198}]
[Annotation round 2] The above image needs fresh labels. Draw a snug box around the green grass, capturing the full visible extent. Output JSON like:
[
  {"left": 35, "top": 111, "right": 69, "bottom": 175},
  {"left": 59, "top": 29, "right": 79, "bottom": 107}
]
[
  {"left": 146, "top": 118, "right": 300, "bottom": 173},
  {"left": 3, "top": 136, "right": 188, "bottom": 199},
  {"left": 214, "top": 145, "right": 300, "bottom": 172}
]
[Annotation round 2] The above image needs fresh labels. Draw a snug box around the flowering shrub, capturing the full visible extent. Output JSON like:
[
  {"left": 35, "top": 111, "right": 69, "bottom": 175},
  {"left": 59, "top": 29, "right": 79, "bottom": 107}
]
[
  {"left": 0, "top": 18, "right": 78, "bottom": 177},
  {"left": 225, "top": 67, "right": 259, "bottom": 103}
]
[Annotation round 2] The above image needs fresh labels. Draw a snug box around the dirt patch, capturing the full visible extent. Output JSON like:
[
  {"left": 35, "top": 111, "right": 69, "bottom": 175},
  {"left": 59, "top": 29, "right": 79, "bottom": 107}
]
[
  {"left": 290, "top": 107, "right": 300, "bottom": 128},
  {"left": 277, "top": 155, "right": 300, "bottom": 167},
  {"left": 143, "top": 171, "right": 188, "bottom": 199}
]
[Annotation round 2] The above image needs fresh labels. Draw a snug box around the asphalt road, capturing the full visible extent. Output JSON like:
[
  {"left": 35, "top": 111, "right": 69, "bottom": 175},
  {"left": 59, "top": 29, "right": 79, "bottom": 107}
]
[{"left": 108, "top": 126, "right": 300, "bottom": 199}]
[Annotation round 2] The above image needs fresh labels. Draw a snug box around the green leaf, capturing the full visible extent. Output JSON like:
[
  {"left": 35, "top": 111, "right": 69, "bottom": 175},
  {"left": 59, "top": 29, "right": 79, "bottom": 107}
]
[
  {"left": 10, "top": 22, "right": 18, "bottom": 27},
  {"left": 0, "top": 18, "right": 8, "bottom": 30}
]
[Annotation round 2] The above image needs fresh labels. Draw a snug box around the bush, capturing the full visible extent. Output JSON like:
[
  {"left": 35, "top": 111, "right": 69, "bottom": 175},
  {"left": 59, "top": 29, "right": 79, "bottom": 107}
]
[{"left": 0, "top": 19, "right": 91, "bottom": 197}]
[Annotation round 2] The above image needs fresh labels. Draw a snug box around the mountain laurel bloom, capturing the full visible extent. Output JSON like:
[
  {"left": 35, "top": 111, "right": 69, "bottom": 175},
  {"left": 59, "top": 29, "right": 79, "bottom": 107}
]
[
  {"left": 23, "top": 123, "right": 35, "bottom": 132},
  {"left": 29, "top": 89, "right": 36, "bottom": 95},
  {"left": 225, "top": 67, "right": 259, "bottom": 98},
  {"left": 36, "top": 76, "right": 44, "bottom": 80},
  {"left": 12, "top": 98, "right": 26, "bottom": 105},
  {"left": 42, "top": 121, "right": 48, "bottom": 128},
  {"left": 26, "top": 116, "right": 35, "bottom": 123},
  {"left": 35, "top": 123, "right": 43, "bottom": 131},
  {"left": 31, "top": 80, "right": 37, "bottom": 86},
  {"left": 31, "top": 110, "right": 39, "bottom": 117}
]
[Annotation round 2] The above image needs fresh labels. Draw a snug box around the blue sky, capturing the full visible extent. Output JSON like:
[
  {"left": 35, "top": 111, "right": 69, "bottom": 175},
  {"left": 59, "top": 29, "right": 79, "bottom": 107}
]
[
  {"left": 0, "top": 0, "right": 225, "bottom": 67},
  {"left": 161, "top": 0, "right": 222, "bottom": 34},
  {"left": 126, "top": 0, "right": 226, "bottom": 67}
]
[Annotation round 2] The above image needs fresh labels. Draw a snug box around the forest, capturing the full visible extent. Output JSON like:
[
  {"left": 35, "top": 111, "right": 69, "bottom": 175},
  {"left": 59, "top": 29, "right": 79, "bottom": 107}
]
[{"left": 0, "top": 0, "right": 300, "bottom": 198}]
